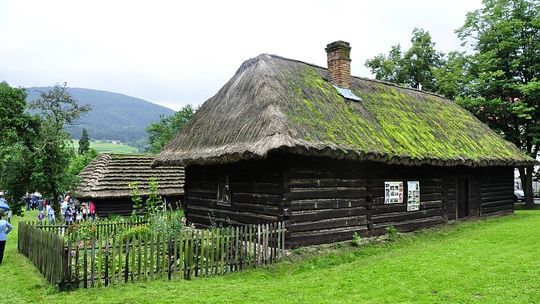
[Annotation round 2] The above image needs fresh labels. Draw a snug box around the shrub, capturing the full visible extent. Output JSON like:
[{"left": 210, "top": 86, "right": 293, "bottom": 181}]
[
  {"left": 107, "top": 214, "right": 125, "bottom": 222},
  {"left": 385, "top": 226, "right": 399, "bottom": 241},
  {"left": 129, "top": 178, "right": 165, "bottom": 217},
  {"left": 121, "top": 225, "right": 153, "bottom": 240},
  {"left": 148, "top": 210, "right": 185, "bottom": 238},
  {"left": 66, "top": 221, "right": 97, "bottom": 242},
  {"left": 351, "top": 232, "right": 362, "bottom": 247}
]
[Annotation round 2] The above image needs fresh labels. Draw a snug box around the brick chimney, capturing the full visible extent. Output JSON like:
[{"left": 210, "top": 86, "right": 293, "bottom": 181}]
[{"left": 325, "top": 41, "right": 351, "bottom": 88}]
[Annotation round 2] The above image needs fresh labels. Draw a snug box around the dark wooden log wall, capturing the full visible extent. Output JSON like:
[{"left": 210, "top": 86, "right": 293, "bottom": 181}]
[
  {"left": 368, "top": 166, "right": 445, "bottom": 237},
  {"left": 91, "top": 195, "right": 183, "bottom": 218},
  {"left": 184, "top": 156, "right": 515, "bottom": 248},
  {"left": 479, "top": 167, "right": 514, "bottom": 216},
  {"left": 185, "top": 162, "right": 281, "bottom": 228},
  {"left": 284, "top": 161, "right": 369, "bottom": 247},
  {"left": 93, "top": 199, "right": 133, "bottom": 217}
]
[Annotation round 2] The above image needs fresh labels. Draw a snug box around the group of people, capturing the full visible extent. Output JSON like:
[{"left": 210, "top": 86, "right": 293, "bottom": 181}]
[
  {"left": 23, "top": 192, "right": 44, "bottom": 211},
  {"left": 36, "top": 195, "right": 96, "bottom": 225},
  {"left": 59, "top": 195, "right": 96, "bottom": 225}
]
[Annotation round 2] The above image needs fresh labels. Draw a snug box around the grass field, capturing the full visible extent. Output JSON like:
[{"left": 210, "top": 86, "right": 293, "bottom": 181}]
[
  {"left": 1, "top": 210, "right": 539, "bottom": 304},
  {"left": 71, "top": 139, "right": 139, "bottom": 154}
]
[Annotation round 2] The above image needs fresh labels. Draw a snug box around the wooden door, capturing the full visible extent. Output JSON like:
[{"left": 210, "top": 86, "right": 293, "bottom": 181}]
[{"left": 457, "top": 178, "right": 469, "bottom": 218}]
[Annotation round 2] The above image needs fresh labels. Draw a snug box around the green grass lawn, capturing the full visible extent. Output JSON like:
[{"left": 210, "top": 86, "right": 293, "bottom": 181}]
[
  {"left": 71, "top": 139, "right": 139, "bottom": 154},
  {"left": 1, "top": 210, "right": 539, "bottom": 304}
]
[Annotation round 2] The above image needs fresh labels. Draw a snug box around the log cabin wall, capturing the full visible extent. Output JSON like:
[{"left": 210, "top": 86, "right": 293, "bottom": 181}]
[
  {"left": 93, "top": 198, "right": 133, "bottom": 217},
  {"left": 184, "top": 161, "right": 281, "bottom": 228},
  {"left": 478, "top": 167, "right": 514, "bottom": 216},
  {"left": 184, "top": 156, "right": 515, "bottom": 248},
  {"left": 284, "top": 159, "right": 369, "bottom": 248},
  {"left": 91, "top": 195, "right": 184, "bottom": 218},
  {"left": 366, "top": 164, "right": 446, "bottom": 236}
]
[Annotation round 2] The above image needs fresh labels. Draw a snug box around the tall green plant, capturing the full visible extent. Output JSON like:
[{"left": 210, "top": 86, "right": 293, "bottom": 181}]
[
  {"left": 146, "top": 177, "right": 163, "bottom": 214},
  {"left": 130, "top": 178, "right": 164, "bottom": 217},
  {"left": 129, "top": 181, "right": 145, "bottom": 217}
]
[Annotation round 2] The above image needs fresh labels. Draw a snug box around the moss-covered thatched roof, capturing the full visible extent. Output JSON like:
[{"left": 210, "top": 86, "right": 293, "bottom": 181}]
[
  {"left": 76, "top": 154, "right": 184, "bottom": 199},
  {"left": 154, "top": 54, "right": 534, "bottom": 167}
]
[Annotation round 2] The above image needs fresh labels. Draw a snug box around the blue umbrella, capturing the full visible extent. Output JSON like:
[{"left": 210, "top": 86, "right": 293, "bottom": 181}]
[{"left": 0, "top": 199, "right": 10, "bottom": 211}]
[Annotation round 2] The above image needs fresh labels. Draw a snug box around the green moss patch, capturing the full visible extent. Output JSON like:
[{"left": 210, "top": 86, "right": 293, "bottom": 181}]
[{"left": 283, "top": 65, "right": 529, "bottom": 163}]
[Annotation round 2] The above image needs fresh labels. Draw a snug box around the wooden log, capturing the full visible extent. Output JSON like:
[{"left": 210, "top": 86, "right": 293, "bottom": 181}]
[
  {"left": 188, "top": 206, "right": 277, "bottom": 224},
  {"left": 233, "top": 182, "right": 282, "bottom": 195},
  {"left": 481, "top": 199, "right": 514, "bottom": 208},
  {"left": 290, "top": 207, "right": 367, "bottom": 223},
  {"left": 286, "top": 188, "right": 366, "bottom": 200},
  {"left": 371, "top": 216, "right": 444, "bottom": 234},
  {"left": 290, "top": 198, "right": 368, "bottom": 211},
  {"left": 289, "top": 226, "right": 369, "bottom": 248},
  {"left": 481, "top": 203, "right": 514, "bottom": 214},
  {"left": 371, "top": 209, "right": 443, "bottom": 224},
  {"left": 289, "top": 178, "right": 366, "bottom": 188},
  {"left": 230, "top": 193, "right": 281, "bottom": 205},
  {"left": 290, "top": 216, "right": 367, "bottom": 233}
]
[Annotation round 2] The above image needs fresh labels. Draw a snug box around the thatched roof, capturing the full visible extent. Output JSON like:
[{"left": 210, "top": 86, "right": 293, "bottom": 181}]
[
  {"left": 154, "top": 54, "right": 534, "bottom": 167},
  {"left": 76, "top": 154, "right": 184, "bottom": 199}
]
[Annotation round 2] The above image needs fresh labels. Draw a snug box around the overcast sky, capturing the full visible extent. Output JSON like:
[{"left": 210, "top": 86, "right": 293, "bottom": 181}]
[{"left": 0, "top": 0, "right": 482, "bottom": 110}]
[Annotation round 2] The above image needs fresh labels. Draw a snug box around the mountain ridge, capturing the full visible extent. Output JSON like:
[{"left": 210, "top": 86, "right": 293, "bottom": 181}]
[{"left": 25, "top": 87, "right": 175, "bottom": 149}]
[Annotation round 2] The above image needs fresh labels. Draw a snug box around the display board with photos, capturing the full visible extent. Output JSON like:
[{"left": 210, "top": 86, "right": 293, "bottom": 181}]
[
  {"left": 407, "top": 181, "right": 420, "bottom": 211},
  {"left": 384, "top": 181, "right": 403, "bottom": 204}
]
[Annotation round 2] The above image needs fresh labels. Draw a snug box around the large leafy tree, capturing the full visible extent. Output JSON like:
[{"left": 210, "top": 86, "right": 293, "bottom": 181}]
[
  {"left": 456, "top": 0, "right": 540, "bottom": 208},
  {"left": 146, "top": 104, "right": 195, "bottom": 153},
  {"left": 31, "top": 83, "right": 90, "bottom": 215},
  {"left": 0, "top": 82, "right": 29, "bottom": 144},
  {"left": 365, "top": 28, "right": 444, "bottom": 92},
  {"left": 0, "top": 82, "right": 40, "bottom": 214}
]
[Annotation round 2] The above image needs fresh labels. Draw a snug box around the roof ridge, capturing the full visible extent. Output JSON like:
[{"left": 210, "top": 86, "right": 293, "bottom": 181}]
[
  {"left": 256, "top": 54, "right": 449, "bottom": 100},
  {"left": 87, "top": 153, "right": 112, "bottom": 191}
]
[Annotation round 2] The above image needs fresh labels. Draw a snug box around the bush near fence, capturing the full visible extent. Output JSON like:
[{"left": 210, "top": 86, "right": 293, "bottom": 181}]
[{"left": 18, "top": 221, "right": 286, "bottom": 290}]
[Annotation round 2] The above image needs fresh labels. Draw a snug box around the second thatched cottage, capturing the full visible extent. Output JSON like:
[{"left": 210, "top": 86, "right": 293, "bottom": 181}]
[
  {"left": 154, "top": 41, "right": 534, "bottom": 248},
  {"left": 76, "top": 154, "right": 184, "bottom": 217}
]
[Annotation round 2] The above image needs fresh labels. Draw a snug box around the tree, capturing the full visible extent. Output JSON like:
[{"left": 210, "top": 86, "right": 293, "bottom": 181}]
[
  {"left": 433, "top": 51, "right": 474, "bottom": 99},
  {"left": 78, "top": 128, "right": 90, "bottom": 155},
  {"left": 456, "top": 0, "right": 540, "bottom": 208},
  {"left": 0, "top": 82, "right": 40, "bottom": 214},
  {"left": 31, "top": 83, "right": 90, "bottom": 215},
  {"left": 365, "top": 28, "right": 444, "bottom": 92},
  {"left": 146, "top": 105, "right": 195, "bottom": 153}
]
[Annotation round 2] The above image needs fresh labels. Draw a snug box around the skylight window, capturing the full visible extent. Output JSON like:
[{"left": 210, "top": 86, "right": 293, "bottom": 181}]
[{"left": 333, "top": 85, "right": 362, "bottom": 102}]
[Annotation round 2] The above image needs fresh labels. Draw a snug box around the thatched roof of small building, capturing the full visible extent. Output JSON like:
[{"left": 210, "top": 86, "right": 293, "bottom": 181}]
[
  {"left": 76, "top": 154, "right": 184, "bottom": 199},
  {"left": 154, "top": 54, "right": 534, "bottom": 167}
]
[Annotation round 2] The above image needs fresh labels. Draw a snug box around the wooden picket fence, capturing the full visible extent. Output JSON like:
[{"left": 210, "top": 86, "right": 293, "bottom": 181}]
[
  {"left": 32, "top": 218, "right": 147, "bottom": 239},
  {"left": 18, "top": 221, "right": 286, "bottom": 290}
]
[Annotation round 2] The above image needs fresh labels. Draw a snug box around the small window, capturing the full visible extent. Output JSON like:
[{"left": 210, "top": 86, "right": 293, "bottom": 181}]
[{"left": 217, "top": 175, "right": 231, "bottom": 205}]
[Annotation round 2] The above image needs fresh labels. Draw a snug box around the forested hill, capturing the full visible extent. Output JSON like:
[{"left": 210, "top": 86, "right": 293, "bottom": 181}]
[{"left": 26, "top": 87, "right": 174, "bottom": 148}]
